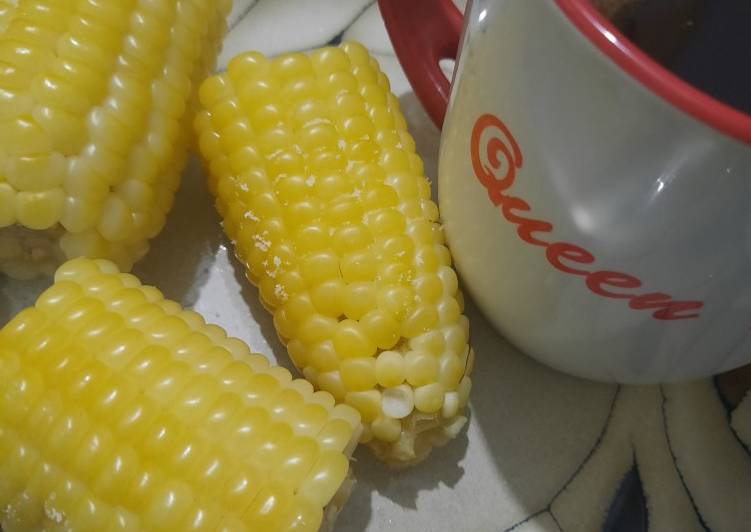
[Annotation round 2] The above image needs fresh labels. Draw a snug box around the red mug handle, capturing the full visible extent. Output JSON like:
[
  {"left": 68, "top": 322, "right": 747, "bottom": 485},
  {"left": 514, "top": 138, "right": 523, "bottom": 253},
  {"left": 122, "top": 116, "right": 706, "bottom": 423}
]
[{"left": 378, "top": 0, "right": 464, "bottom": 128}]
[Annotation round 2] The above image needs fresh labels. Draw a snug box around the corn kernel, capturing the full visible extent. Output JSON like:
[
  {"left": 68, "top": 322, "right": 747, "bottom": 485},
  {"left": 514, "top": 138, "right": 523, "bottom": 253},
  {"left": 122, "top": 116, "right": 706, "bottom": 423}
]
[
  {"left": 409, "top": 330, "right": 445, "bottom": 357},
  {"left": 412, "top": 273, "right": 443, "bottom": 302},
  {"left": 342, "top": 282, "right": 376, "bottom": 321},
  {"left": 344, "top": 390, "right": 381, "bottom": 423},
  {"left": 333, "top": 320, "right": 376, "bottom": 359},
  {"left": 298, "top": 314, "right": 338, "bottom": 347},
  {"left": 381, "top": 385, "right": 414, "bottom": 420},
  {"left": 298, "top": 450, "right": 349, "bottom": 509},
  {"left": 310, "top": 47, "right": 350, "bottom": 75},
  {"left": 317, "top": 371, "right": 346, "bottom": 402},
  {"left": 340, "top": 250, "right": 377, "bottom": 282},
  {"left": 16, "top": 189, "right": 64, "bottom": 230},
  {"left": 340, "top": 358, "right": 377, "bottom": 391},
  {"left": 442, "top": 392, "right": 460, "bottom": 419},
  {"left": 374, "top": 351, "right": 405, "bottom": 388},
  {"left": 359, "top": 310, "right": 399, "bottom": 350},
  {"left": 317, "top": 418, "right": 354, "bottom": 452},
  {"left": 405, "top": 351, "right": 439, "bottom": 387},
  {"left": 443, "top": 323, "right": 467, "bottom": 357},
  {"left": 414, "top": 383, "right": 444, "bottom": 414},
  {"left": 310, "top": 279, "right": 345, "bottom": 317},
  {"left": 309, "top": 341, "right": 339, "bottom": 373},
  {"left": 377, "top": 284, "right": 414, "bottom": 321},
  {"left": 371, "top": 416, "right": 401, "bottom": 443},
  {"left": 401, "top": 304, "right": 439, "bottom": 339},
  {"left": 438, "top": 352, "right": 464, "bottom": 390}
]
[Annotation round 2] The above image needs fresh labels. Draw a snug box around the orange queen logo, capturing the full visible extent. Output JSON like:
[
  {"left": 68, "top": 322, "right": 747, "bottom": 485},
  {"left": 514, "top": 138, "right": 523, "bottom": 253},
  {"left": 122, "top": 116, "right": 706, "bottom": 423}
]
[{"left": 470, "top": 113, "right": 704, "bottom": 320}]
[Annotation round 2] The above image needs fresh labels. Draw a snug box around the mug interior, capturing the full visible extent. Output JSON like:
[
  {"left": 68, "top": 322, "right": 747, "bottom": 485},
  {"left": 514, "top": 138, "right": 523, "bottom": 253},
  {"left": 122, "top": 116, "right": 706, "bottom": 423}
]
[{"left": 555, "top": 0, "right": 751, "bottom": 145}]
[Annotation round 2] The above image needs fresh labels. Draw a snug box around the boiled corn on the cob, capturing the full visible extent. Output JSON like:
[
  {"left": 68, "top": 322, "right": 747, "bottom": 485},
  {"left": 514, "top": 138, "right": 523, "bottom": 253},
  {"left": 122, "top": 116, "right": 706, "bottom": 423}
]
[
  {"left": 196, "top": 42, "right": 473, "bottom": 468},
  {"left": 0, "top": 257, "right": 361, "bottom": 531},
  {"left": 0, "top": 0, "right": 231, "bottom": 280}
]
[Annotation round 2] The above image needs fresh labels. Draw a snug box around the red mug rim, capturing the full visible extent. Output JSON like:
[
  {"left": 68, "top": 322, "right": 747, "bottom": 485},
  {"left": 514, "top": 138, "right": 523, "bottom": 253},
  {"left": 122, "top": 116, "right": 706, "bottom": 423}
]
[{"left": 555, "top": 0, "right": 751, "bottom": 145}]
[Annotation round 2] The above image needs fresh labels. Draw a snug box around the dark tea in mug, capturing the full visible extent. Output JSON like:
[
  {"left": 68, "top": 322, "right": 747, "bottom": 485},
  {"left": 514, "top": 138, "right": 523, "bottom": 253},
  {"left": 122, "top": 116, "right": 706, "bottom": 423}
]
[{"left": 591, "top": 0, "right": 751, "bottom": 115}]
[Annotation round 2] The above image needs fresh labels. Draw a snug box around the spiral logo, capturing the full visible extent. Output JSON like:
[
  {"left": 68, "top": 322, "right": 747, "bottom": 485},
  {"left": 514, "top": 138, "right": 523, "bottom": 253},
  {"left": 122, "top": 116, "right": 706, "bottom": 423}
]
[{"left": 470, "top": 114, "right": 523, "bottom": 201}]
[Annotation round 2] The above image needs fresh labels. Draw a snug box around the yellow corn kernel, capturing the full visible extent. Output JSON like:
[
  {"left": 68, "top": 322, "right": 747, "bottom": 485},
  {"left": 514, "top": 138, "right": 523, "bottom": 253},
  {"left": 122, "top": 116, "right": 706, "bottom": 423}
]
[
  {"left": 344, "top": 390, "right": 382, "bottom": 423},
  {"left": 0, "top": 258, "right": 361, "bottom": 532},
  {"left": 197, "top": 42, "right": 473, "bottom": 468},
  {"left": 0, "top": 1, "right": 231, "bottom": 279},
  {"left": 333, "top": 319, "right": 377, "bottom": 359},
  {"left": 404, "top": 351, "right": 439, "bottom": 388},
  {"left": 374, "top": 350, "right": 406, "bottom": 388},
  {"left": 371, "top": 416, "right": 401, "bottom": 444},
  {"left": 340, "top": 358, "right": 377, "bottom": 391},
  {"left": 414, "top": 383, "right": 445, "bottom": 414}
]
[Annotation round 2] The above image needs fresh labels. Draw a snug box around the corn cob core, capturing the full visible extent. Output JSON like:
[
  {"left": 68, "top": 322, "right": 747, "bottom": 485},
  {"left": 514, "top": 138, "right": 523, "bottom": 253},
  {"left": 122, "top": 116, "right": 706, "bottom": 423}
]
[
  {"left": 0, "top": 0, "right": 231, "bottom": 279},
  {"left": 196, "top": 42, "right": 474, "bottom": 468},
  {"left": 0, "top": 257, "right": 361, "bottom": 532}
]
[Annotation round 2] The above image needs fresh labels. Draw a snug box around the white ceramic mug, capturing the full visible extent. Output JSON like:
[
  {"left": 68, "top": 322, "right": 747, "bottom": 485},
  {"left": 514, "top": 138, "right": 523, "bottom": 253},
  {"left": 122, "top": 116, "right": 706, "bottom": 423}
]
[{"left": 380, "top": 0, "right": 751, "bottom": 383}]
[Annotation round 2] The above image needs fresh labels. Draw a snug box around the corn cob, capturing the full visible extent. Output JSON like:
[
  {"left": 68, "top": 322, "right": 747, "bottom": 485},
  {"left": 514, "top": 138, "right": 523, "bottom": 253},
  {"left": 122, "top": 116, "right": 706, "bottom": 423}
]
[
  {"left": 0, "top": 0, "right": 231, "bottom": 280},
  {"left": 0, "top": 257, "right": 361, "bottom": 532},
  {"left": 195, "top": 42, "right": 473, "bottom": 468}
]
